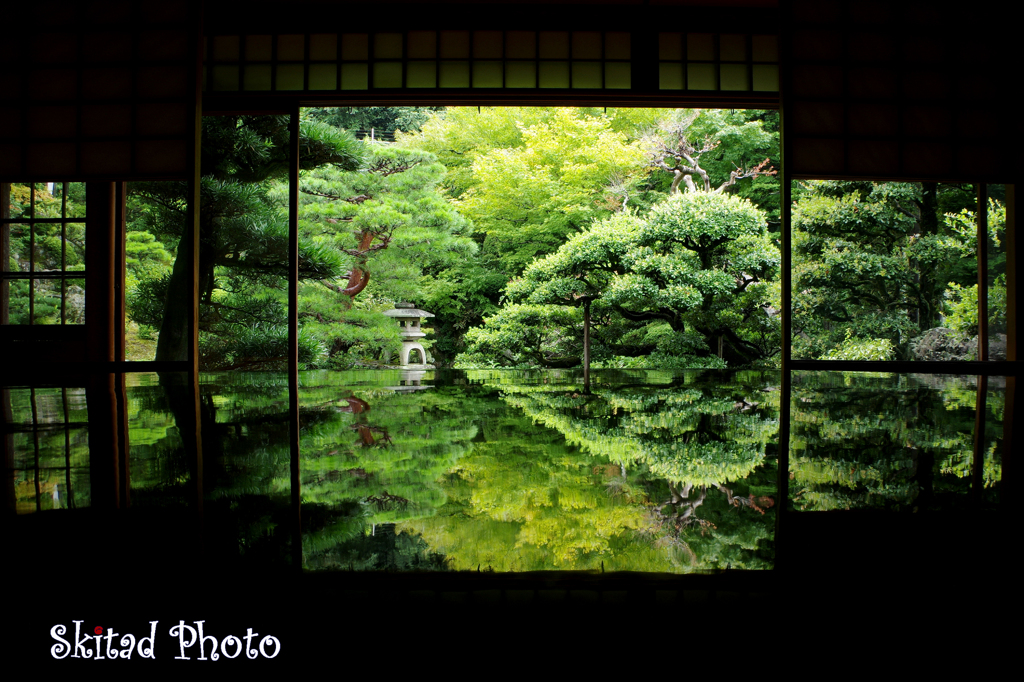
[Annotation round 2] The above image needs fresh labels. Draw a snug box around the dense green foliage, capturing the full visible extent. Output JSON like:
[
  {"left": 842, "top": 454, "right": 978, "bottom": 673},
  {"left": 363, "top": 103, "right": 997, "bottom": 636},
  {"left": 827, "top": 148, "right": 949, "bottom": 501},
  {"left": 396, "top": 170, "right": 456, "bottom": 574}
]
[
  {"left": 497, "top": 192, "right": 778, "bottom": 367},
  {"left": 306, "top": 106, "right": 442, "bottom": 139},
  {"left": 941, "top": 198, "right": 1008, "bottom": 337},
  {"left": 399, "top": 107, "right": 782, "bottom": 368},
  {"left": 791, "top": 181, "right": 1001, "bottom": 361},
  {"left": 452, "top": 109, "right": 647, "bottom": 277},
  {"left": 115, "top": 107, "right": 999, "bottom": 371},
  {"left": 120, "top": 106, "right": 785, "bottom": 369},
  {"left": 125, "top": 111, "right": 477, "bottom": 367},
  {"left": 127, "top": 115, "right": 366, "bottom": 365},
  {"left": 294, "top": 144, "right": 477, "bottom": 368}
]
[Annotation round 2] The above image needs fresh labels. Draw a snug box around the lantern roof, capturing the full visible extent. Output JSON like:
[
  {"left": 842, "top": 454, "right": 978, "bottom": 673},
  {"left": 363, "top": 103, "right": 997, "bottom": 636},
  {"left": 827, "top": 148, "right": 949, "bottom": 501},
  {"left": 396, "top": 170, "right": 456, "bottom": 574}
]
[{"left": 383, "top": 304, "right": 434, "bottom": 318}]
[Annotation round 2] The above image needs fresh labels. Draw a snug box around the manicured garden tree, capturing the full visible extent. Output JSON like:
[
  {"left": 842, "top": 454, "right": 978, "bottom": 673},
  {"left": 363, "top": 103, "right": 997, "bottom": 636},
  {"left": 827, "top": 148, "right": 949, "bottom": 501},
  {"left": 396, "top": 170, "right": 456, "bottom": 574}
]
[
  {"left": 627, "top": 191, "right": 780, "bottom": 365},
  {"left": 456, "top": 108, "right": 780, "bottom": 370},
  {"left": 475, "top": 190, "right": 778, "bottom": 369},
  {"left": 129, "top": 115, "right": 364, "bottom": 365},
  {"left": 456, "top": 304, "right": 584, "bottom": 369},
  {"left": 294, "top": 143, "right": 477, "bottom": 368},
  {"left": 501, "top": 212, "right": 641, "bottom": 371},
  {"left": 398, "top": 107, "right": 657, "bottom": 358},
  {"left": 791, "top": 180, "right": 978, "bottom": 360}
]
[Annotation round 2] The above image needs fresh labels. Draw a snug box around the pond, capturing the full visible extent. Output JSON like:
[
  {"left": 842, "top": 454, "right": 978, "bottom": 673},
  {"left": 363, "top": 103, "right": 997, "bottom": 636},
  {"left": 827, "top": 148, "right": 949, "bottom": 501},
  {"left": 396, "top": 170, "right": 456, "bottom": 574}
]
[{"left": 5, "top": 369, "right": 1003, "bottom": 574}]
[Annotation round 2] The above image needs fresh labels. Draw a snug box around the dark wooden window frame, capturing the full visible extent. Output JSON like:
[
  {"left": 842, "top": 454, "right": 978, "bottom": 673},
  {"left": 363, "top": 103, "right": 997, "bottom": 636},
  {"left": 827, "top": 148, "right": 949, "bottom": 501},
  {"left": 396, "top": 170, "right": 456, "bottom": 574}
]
[
  {"left": 0, "top": 182, "right": 87, "bottom": 327},
  {"left": 196, "top": 97, "right": 1015, "bottom": 558}
]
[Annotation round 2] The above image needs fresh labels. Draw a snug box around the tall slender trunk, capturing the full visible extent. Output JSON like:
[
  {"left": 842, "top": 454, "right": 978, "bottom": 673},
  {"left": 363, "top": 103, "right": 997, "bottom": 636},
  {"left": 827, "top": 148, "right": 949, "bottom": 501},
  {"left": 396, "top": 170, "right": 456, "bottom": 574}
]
[
  {"left": 0, "top": 183, "right": 9, "bottom": 325},
  {"left": 917, "top": 182, "right": 939, "bottom": 330},
  {"left": 583, "top": 299, "right": 591, "bottom": 392},
  {"left": 155, "top": 236, "right": 193, "bottom": 362},
  {"left": 156, "top": 227, "right": 213, "bottom": 362}
]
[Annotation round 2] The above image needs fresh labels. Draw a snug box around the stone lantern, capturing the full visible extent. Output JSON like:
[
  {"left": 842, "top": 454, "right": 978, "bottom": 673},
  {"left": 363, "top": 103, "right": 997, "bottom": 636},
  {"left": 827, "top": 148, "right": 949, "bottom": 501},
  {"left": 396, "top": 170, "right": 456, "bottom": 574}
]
[{"left": 383, "top": 302, "right": 435, "bottom": 367}]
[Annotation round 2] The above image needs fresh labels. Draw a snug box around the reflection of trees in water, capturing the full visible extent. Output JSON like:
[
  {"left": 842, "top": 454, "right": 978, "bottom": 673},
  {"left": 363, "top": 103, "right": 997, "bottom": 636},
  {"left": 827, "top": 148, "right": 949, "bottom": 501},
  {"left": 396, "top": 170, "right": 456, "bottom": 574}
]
[
  {"left": 336, "top": 395, "right": 393, "bottom": 449},
  {"left": 128, "top": 372, "right": 299, "bottom": 567},
  {"left": 126, "top": 372, "right": 476, "bottom": 569},
  {"left": 3, "top": 386, "right": 92, "bottom": 513},
  {"left": 650, "top": 481, "right": 776, "bottom": 569},
  {"left": 305, "top": 522, "right": 451, "bottom": 572},
  {"left": 926, "top": 376, "right": 1003, "bottom": 491},
  {"left": 107, "top": 369, "right": 996, "bottom": 574},
  {"left": 654, "top": 482, "right": 774, "bottom": 528},
  {"left": 789, "top": 372, "right": 983, "bottom": 511},
  {"left": 297, "top": 378, "right": 481, "bottom": 569},
  {"left": 492, "top": 371, "right": 779, "bottom": 570},
  {"left": 500, "top": 373, "right": 778, "bottom": 487},
  {"left": 403, "top": 409, "right": 666, "bottom": 572},
  {"left": 126, "top": 371, "right": 877, "bottom": 570},
  {"left": 654, "top": 482, "right": 711, "bottom": 530}
]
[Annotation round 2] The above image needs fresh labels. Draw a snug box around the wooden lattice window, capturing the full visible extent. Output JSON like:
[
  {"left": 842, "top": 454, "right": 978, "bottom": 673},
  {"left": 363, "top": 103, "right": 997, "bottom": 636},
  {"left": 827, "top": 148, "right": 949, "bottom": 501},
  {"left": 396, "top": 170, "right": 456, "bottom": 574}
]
[
  {"left": 4, "top": 386, "right": 90, "bottom": 513},
  {"left": 1, "top": 182, "right": 86, "bottom": 325}
]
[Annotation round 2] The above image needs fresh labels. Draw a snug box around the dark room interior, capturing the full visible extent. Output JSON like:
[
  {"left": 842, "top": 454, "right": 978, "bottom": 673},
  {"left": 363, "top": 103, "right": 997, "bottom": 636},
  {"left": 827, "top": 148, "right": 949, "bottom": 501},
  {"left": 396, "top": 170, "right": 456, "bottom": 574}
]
[{"left": 2, "top": 0, "right": 1016, "bottom": 663}]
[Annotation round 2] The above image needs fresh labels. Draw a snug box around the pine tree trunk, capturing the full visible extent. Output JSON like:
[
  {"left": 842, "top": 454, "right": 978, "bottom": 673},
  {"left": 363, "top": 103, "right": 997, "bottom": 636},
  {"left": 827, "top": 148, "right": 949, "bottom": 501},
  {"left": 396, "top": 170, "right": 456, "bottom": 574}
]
[
  {"left": 917, "top": 182, "right": 940, "bottom": 330},
  {"left": 155, "top": 235, "right": 195, "bottom": 362},
  {"left": 583, "top": 299, "right": 591, "bottom": 391}
]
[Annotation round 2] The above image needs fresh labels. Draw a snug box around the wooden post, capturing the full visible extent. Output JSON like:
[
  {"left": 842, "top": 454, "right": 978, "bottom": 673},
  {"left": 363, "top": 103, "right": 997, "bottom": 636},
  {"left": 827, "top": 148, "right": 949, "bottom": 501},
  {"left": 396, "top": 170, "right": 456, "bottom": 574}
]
[
  {"left": 288, "top": 106, "right": 303, "bottom": 571},
  {"left": 2, "top": 388, "right": 14, "bottom": 513},
  {"left": 971, "top": 375, "right": 988, "bottom": 506},
  {"left": 777, "top": 67, "right": 793, "bottom": 569},
  {"left": 115, "top": 182, "right": 127, "bottom": 361},
  {"left": 85, "top": 181, "right": 116, "bottom": 363},
  {"left": 977, "top": 184, "right": 989, "bottom": 362},
  {"left": 86, "top": 373, "right": 120, "bottom": 509},
  {"left": 1, "top": 183, "right": 9, "bottom": 326}
]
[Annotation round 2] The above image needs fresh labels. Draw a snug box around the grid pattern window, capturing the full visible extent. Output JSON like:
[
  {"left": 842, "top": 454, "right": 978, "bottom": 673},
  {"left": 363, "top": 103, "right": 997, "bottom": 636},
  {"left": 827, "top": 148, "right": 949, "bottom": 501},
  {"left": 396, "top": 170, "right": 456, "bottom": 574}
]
[
  {"left": 0, "top": 2, "right": 196, "bottom": 179},
  {"left": 205, "top": 31, "right": 633, "bottom": 92},
  {"left": 658, "top": 33, "right": 779, "bottom": 92},
  {"left": 1, "top": 182, "right": 86, "bottom": 325},
  {"left": 3, "top": 387, "right": 90, "bottom": 514},
  {"left": 785, "top": 0, "right": 1007, "bottom": 180}
]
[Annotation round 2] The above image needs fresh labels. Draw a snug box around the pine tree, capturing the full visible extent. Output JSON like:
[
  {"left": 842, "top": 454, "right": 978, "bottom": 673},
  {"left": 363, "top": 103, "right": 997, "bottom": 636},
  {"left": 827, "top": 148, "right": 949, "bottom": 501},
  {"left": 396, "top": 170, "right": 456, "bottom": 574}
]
[{"left": 130, "top": 114, "right": 364, "bottom": 363}]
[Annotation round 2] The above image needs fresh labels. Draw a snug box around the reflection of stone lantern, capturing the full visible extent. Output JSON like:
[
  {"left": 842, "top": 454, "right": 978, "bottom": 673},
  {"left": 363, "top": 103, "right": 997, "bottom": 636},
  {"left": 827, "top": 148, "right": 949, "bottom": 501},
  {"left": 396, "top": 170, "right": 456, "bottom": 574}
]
[
  {"left": 386, "top": 369, "right": 432, "bottom": 392},
  {"left": 383, "top": 302, "right": 435, "bottom": 367}
]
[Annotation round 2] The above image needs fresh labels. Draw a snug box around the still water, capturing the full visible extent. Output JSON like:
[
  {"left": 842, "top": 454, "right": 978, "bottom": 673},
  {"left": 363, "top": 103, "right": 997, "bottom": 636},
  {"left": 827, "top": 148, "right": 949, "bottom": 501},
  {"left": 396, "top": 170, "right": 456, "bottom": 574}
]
[{"left": 5, "top": 369, "right": 1002, "bottom": 573}]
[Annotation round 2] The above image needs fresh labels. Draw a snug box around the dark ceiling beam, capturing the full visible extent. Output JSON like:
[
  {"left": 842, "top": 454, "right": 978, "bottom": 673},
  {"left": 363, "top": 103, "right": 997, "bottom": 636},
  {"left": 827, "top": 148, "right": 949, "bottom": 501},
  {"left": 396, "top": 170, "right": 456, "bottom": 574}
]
[
  {"left": 201, "top": 92, "right": 781, "bottom": 114},
  {"left": 200, "top": 2, "right": 780, "bottom": 35}
]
